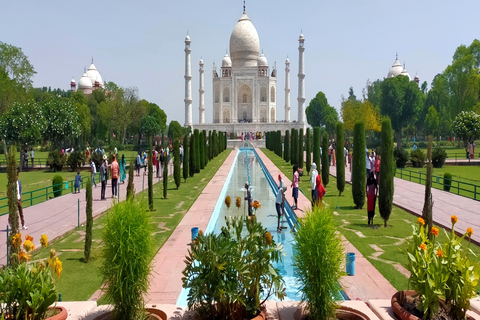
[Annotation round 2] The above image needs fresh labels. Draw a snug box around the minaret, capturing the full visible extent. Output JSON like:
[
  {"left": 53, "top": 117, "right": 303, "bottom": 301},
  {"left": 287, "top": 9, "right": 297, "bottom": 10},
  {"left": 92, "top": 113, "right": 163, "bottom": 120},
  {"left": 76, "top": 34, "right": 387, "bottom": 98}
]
[
  {"left": 184, "top": 34, "right": 193, "bottom": 127},
  {"left": 297, "top": 33, "right": 306, "bottom": 124},
  {"left": 70, "top": 77, "right": 76, "bottom": 92},
  {"left": 199, "top": 59, "right": 205, "bottom": 124},
  {"left": 285, "top": 58, "right": 291, "bottom": 122}
]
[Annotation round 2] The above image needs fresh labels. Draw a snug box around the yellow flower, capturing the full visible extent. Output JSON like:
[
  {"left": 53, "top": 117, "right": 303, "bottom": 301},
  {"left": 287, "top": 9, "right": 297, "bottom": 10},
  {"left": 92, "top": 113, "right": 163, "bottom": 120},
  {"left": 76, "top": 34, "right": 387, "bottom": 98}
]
[
  {"left": 252, "top": 200, "right": 261, "bottom": 211},
  {"left": 54, "top": 257, "right": 63, "bottom": 278},
  {"left": 436, "top": 249, "right": 444, "bottom": 258},
  {"left": 40, "top": 234, "right": 48, "bottom": 248},
  {"left": 451, "top": 215, "right": 458, "bottom": 225},
  {"left": 417, "top": 217, "right": 425, "bottom": 226},
  {"left": 25, "top": 234, "right": 33, "bottom": 242},
  {"left": 431, "top": 227, "right": 439, "bottom": 237},
  {"left": 265, "top": 232, "right": 272, "bottom": 245},
  {"left": 236, "top": 197, "right": 242, "bottom": 209},
  {"left": 225, "top": 196, "right": 231, "bottom": 208},
  {"left": 466, "top": 227, "right": 473, "bottom": 237},
  {"left": 12, "top": 233, "right": 22, "bottom": 248},
  {"left": 23, "top": 240, "right": 35, "bottom": 252},
  {"left": 419, "top": 243, "right": 427, "bottom": 251},
  {"left": 17, "top": 250, "right": 30, "bottom": 263},
  {"left": 50, "top": 249, "right": 56, "bottom": 259}
]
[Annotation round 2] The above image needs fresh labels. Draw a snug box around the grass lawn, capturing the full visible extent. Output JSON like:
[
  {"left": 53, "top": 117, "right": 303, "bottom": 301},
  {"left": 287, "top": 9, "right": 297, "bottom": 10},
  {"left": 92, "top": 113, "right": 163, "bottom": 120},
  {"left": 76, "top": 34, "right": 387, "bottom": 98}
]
[
  {"left": 263, "top": 149, "right": 480, "bottom": 292},
  {"left": 29, "top": 149, "right": 231, "bottom": 301}
]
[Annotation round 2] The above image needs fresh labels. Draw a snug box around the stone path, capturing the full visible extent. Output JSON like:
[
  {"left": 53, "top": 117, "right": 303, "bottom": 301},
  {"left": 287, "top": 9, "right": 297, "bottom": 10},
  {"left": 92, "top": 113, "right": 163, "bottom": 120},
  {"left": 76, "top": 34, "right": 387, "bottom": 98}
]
[{"left": 0, "top": 161, "right": 171, "bottom": 266}]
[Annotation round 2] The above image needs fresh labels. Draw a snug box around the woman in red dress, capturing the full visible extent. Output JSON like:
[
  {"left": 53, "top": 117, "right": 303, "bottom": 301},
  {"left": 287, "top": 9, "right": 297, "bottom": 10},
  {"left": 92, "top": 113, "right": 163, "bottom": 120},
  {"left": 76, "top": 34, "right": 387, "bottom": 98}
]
[{"left": 366, "top": 172, "right": 378, "bottom": 225}]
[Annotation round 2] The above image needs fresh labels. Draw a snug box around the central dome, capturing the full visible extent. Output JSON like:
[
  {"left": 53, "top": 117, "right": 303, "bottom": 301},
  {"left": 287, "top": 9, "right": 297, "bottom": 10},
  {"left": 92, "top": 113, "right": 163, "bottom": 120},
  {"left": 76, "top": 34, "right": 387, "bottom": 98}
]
[{"left": 229, "top": 12, "right": 260, "bottom": 68}]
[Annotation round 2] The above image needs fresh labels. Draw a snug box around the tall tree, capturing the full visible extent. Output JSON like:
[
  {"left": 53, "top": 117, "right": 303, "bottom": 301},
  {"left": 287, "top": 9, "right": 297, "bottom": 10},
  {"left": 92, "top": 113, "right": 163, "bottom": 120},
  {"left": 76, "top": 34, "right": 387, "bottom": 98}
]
[
  {"left": 305, "top": 128, "right": 311, "bottom": 174},
  {"left": 298, "top": 128, "right": 304, "bottom": 169},
  {"left": 291, "top": 129, "right": 298, "bottom": 166},
  {"left": 6, "top": 146, "right": 18, "bottom": 266},
  {"left": 379, "top": 117, "right": 394, "bottom": 227},
  {"left": 148, "top": 148, "right": 153, "bottom": 210},
  {"left": 43, "top": 97, "right": 82, "bottom": 148},
  {"left": 284, "top": 130, "right": 290, "bottom": 162},
  {"left": 183, "top": 135, "right": 189, "bottom": 182},
  {"left": 199, "top": 130, "right": 205, "bottom": 169},
  {"left": 321, "top": 132, "right": 329, "bottom": 187},
  {"left": 189, "top": 133, "right": 195, "bottom": 177},
  {"left": 422, "top": 136, "right": 434, "bottom": 238},
  {"left": 313, "top": 127, "right": 321, "bottom": 170},
  {"left": 341, "top": 99, "right": 381, "bottom": 133},
  {"left": 306, "top": 91, "right": 338, "bottom": 131},
  {"left": 352, "top": 121, "right": 366, "bottom": 209},
  {"left": 336, "top": 122, "right": 345, "bottom": 196},
  {"left": 451, "top": 111, "right": 480, "bottom": 147},
  {"left": 0, "top": 42, "right": 36, "bottom": 89},
  {"left": 168, "top": 120, "right": 183, "bottom": 142},
  {"left": 194, "top": 129, "right": 200, "bottom": 173},
  {"left": 174, "top": 138, "right": 181, "bottom": 190},
  {"left": 425, "top": 106, "right": 440, "bottom": 137}
]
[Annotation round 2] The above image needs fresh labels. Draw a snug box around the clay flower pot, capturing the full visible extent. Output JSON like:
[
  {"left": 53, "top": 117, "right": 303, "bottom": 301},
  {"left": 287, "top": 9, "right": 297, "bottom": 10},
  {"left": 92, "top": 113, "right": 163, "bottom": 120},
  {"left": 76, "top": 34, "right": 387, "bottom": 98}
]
[
  {"left": 295, "top": 305, "right": 370, "bottom": 320},
  {"left": 93, "top": 308, "right": 167, "bottom": 320},
  {"left": 46, "top": 306, "right": 68, "bottom": 320}
]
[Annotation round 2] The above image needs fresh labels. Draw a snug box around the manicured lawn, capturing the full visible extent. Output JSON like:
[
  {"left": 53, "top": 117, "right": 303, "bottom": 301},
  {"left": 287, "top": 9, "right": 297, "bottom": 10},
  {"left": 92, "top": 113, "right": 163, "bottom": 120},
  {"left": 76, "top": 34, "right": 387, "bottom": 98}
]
[
  {"left": 30, "top": 149, "right": 232, "bottom": 301},
  {"left": 400, "top": 165, "right": 480, "bottom": 183},
  {"left": 263, "top": 149, "right": 480, "bottom": 292}
]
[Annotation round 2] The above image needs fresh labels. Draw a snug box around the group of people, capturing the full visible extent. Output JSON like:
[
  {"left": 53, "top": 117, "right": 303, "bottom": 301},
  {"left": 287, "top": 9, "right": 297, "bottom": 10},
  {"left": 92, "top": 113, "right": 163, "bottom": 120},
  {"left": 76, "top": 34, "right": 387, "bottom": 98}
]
[
  {"left": 21, "top": 148, "right": 35, "bottom": 170},
  {"left": 89, "top": 154, "right": 126, "bottom": 200},
  {"left": 466, "top": 141, "right": 476, "bottom": 159}
]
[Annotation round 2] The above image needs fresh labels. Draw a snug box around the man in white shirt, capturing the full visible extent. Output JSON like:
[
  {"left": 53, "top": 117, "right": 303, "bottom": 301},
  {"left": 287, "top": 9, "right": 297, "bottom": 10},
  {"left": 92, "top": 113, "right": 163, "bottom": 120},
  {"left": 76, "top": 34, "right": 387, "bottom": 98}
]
[{"left": 366, "top": 150, "right": 372, "bottom": 177}]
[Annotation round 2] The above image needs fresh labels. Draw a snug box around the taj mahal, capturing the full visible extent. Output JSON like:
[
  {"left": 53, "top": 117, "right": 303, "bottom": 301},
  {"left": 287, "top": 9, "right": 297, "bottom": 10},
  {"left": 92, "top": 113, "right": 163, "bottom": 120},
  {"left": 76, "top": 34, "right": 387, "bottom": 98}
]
[{"left": 184, "top": 6, "right": 307, "bottom": 135}]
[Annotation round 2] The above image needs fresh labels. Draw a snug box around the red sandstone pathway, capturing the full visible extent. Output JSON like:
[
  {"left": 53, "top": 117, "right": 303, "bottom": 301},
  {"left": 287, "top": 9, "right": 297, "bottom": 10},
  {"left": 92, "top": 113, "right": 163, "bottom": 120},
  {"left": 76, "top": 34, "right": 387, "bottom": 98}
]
[
  {"left": 0, "top": 161, "right": 172, "bottom": 266},
  {"left": 329, "top": 165, "right": 480, "bottom": 245}
]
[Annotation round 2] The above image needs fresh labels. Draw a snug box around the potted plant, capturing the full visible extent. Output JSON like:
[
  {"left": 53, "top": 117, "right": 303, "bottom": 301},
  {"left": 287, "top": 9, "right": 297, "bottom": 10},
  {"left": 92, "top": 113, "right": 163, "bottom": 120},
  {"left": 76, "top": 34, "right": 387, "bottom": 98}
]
[
  {"left": 0, "top": 234, "right": 67, "bottom": 320},
  {"left": 293, "top": 206, "right": 369, "bottom": 320},
  {"left": 392, "top": 216, "right": 480, "bottom": 320},
  {"left": 98, "top": 199, "right": 165, "bottom": 320},
  {"left": 182, "top": 216, "right": 286, "bottom": 320}
]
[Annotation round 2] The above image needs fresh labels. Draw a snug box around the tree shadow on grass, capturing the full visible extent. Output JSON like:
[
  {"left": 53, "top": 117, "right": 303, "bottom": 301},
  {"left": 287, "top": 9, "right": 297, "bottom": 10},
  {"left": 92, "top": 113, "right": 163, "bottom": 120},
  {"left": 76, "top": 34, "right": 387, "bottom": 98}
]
[{"left": 336, "top": 206, "right": 358, "bottom": 211}]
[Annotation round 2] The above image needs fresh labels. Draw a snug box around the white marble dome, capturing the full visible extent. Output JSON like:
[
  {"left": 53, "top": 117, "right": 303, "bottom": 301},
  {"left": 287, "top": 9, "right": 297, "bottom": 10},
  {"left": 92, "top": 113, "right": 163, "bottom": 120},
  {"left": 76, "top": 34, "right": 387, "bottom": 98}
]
[
  {"left": 78, "top": 73, "right": 92, "bottom": 89},
  {"left": 222, "top": 53, "right": 232, "bottom": 67},
  {"left": 258, "top": 53, "right": 268, "bottom": 67},
  {"left": 229, "top": 12, "right": 260, "bottom": 68},
  {"left": 400, "top": 67, "right": 411, "bottom": 81},
  {"left": 86, "top": 63, "right": 103, "bottom": 87},
  {"left": 387, "top": 57, "right": 403, "bottom": 78}
]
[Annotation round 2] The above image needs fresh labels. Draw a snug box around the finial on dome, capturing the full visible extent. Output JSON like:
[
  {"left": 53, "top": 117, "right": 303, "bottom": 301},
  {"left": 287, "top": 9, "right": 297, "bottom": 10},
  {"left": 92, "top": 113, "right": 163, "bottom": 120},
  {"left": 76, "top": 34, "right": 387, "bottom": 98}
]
[
  {"left": 84, "top": 66, "right": 86, "bottom": 73},
  {"left": 396, "top": 52, "right": 398, "bottom": 60},
  {"left": 243, "top": 0, "right": 245, "bottom": 13},
  {"left": 91, "top": 57, "right": 93, "bottom": 64}
]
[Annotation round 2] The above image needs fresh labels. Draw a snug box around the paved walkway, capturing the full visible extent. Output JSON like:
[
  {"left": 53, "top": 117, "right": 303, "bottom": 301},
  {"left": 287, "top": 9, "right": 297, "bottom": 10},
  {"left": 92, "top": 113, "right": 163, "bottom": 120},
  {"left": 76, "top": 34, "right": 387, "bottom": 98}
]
[
  {"left": 0, "top": 161, "right": 172, "bottom": 266},
  {"left": 329, "top": 165, "right": 480, "bottom": 245}
]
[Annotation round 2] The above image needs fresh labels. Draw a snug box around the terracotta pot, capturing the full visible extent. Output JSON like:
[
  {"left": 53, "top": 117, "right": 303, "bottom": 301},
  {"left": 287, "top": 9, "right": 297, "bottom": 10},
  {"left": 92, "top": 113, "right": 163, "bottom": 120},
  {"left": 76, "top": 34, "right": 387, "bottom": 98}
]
[
  {"left": 92, "top": 308, "right": 167, "bottom": 320},
  {"left": 295, "top": 305, "right": 370, "bottom": 320},
  {"left": 46, "top": 306, "right": 68, "bottom": 320},
  {"left": 391, "top": 290, "right": 474, "bottom": 320},
  {"left": 250, "top": 309, "right": 266, "bottom": 320}
]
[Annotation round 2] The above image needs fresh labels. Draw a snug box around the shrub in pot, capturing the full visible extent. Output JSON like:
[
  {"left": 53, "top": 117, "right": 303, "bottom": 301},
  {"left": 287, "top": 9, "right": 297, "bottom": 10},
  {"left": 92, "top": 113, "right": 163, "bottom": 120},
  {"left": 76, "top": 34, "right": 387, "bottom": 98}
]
[
  {"left": 101, "top": 199, "right": 153, "bottom": 320},
  {"left": 410, "top": 149, "right": 426, "bottom": 168},
  {"left": 432, "top": 148, "right": 447, "bottom": 168},
  {"left": 182, "top": 216, "right": 285, "bottom": 320},
  {"left": 394, "top": 148, "right": 409, "bottom": 169},
  {"left": 52, "top": 175, "right": 63, "bottom": 198},
  {"left": 443, "top": 173, "right": 452, "bottom": 192}
]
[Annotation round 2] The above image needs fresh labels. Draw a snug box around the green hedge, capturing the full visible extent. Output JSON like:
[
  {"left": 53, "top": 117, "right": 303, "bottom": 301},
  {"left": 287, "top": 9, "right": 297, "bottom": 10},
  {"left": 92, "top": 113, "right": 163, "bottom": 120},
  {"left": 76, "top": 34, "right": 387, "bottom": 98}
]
[
  {"left": 313, "top": 127, "right": 320, "bottom": 170},
  {"left": 52, "top": 175, "right": 63, "bottom": 198},
  {"left": 321, "top": 132, "right": 329, "bottom": 187},
  {"left": 352, "top": 121, "right": 366, "bottom": 209},
  {"left": 379, "top": 118, "right": 394, "bottom": 227},
  {"left": 336, "top": 122, "right": 345, "bottom": 196},
  {"left": 306, "top": 128, "right": 311, "bottom": 174},
  {"left": 284, "top": 130, "right": 290, "bottom": 162}
]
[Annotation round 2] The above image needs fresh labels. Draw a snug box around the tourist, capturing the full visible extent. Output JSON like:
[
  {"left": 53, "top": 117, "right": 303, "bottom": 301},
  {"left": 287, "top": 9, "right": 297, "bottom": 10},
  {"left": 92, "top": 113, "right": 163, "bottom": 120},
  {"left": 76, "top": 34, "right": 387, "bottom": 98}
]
[
  {"left": 291, "top": 165, "right": 299, "bottom": 210},
  {"left": 413, "top": 143, "right": 417, "bottom": 151},
  {"left": 143, "top": 152, "right": 148, "bottom": 176},
  {"left": 136, "top": 152, "right": 142, "bottom": 176},
  {"left": 366, "top": 150, "right": 372, "bottom": 177},
  {"left": 276, "top": 175, "right": 285, "bottom": 233},
  {"left": 17, "top": 173, "right": 27, "bottom": 230},
  {"left": 120, "top": 154, "right": 126, "bottom": 184},
  {"left": 310, "top": 163, "right": 319, "bottom": 206},
  {"left": 23, "top": 150, "right": 28, "bottom": 170},
  {"left": 111, "top": 155, "right": 119, "bottom": 198},
  {"left": 30, "top": 148, "right": 35, "bottom": 168},
  {"left": 328, "top": 143, "right": 333, "bottom": 166},
  {"left": 159, "top": 148, "right": 165, "bottom": 178},
  {"left": 366, "top": 172, "right": 378, "bottom": 225},
  {"left": 375, "top": 155, "right": 381, "bottom": 185},
  {"left": 90, "top": 159, "right": 97, "bottom": 188},
  {"left": 466, "top": 141, "right": 470, "bottom": 159},
  {"left": 74, "top": 170, "right": 83, "bottom": 193},
  {"left": 86, "top": 147, "right": 90, "bottom": 160},
  {"left": 180, "top": 144, "right": 184, "bottom": 163},
  {"left": 316, "top": 173, "right": 325, "bottom": 207},
  {"left": 369, "top": 151, "right": 375, "bottom": 175},
  {"left": 100, "top": 159, "right": 107, "bottom": 200},
  {"left": 244, "top": 182, "right": 253, "bottom": 216},
  {"left": 152, "top": 149, "right": 157, "bottom": 176}
]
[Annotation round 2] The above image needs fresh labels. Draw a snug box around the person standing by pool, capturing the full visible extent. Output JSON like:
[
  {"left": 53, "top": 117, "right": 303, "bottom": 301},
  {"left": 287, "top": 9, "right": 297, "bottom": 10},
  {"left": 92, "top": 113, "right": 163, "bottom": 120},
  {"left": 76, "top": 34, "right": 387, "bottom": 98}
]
[
  {"left": 120, "top": 154, "right": 126, "bottom": 184},
  {"left": 136, "top": 152, "right": 142, "bottom": 176},
  {"left": 111, "top": 155, "right": 119, "bottom": 198},
  {"left": 90, "top": 158, "right": 97, "bottom": 188},
  {"left": 316, "top": 174, "right": 325, "bottom": 207},
  {"left": 276, "top": 176, "right": 285, "bottom": 233},
  {"left": 366, "top": 172, "right": 378, "bottom": 225},
  {"left": 74, "top": 170, "right": 83, "bottom": 194},
  {"left": 310, "top": 163, "right": 319, "bottom": 206},
  {"left": 245, "top": 182, "right": 253, "bottom": 216},
  {"left": 291, "top": 165, "right": 299, "bottom": 210}
]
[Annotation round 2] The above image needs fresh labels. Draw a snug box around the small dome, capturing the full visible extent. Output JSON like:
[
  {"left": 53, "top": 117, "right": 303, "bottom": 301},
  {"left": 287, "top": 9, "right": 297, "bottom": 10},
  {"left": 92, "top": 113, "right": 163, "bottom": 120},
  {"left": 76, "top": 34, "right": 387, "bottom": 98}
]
[
  {"left": 414, "top": 72, "right": 419, "bottom": 80},
  {"left": 400, "top": 67, "right": 411, "bottom": 81},
  {"left": 78, "top": 73, "right": 92, "bottom": 89},
  {"left": 199, "top": 58, "right": 204, "bottom": 65},
  {"left": 258, "top": 53, "right": 268, "bottom": 67},
  {"left": 185, "top": 35, "right": 190, "bottom": 42},
  {"left": 222, "top": 53, "right": 232, "bottom": 67},
  {"left": 285, "top": 57, "right": 290, "bottom": 64},
  {"left": 387, "top": 56, "right": 403, "bottom": 78},
  {"left": 71, "top": 78, "right": 76, "bottom": 83},
  {"left": 86, "top": 63, "right": 103, "bottom": 87},
  {"left": 299, "top": 33, "right": 305, "bottom": 40},
  {"left": 229, "top": 12, "right": 260, "bottom": 68}
]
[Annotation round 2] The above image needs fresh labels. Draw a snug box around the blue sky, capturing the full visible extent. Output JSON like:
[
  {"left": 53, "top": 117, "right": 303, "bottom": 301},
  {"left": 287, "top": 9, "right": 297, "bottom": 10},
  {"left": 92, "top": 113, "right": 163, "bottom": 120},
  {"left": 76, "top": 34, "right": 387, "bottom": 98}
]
[{"left": 2, "top": 0, "right": 479, "bottom": 124}]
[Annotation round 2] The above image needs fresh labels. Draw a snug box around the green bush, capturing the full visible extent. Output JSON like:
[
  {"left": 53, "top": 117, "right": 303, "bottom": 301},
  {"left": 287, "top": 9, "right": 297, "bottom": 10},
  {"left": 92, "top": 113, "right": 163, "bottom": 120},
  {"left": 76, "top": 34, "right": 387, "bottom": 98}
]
[
  {"left": 313, "top": 127, "right": 320, "bottom": 170},
  {"left": 101, "top": 200, "right": 153, "bottom": 320},
  {"left": 352, "top": 121, "right": 366, "bottom": 209},
  {"left": 189, "top": 133, "right": 196, "bottom": 177},
  {"left": 182, "top": 217, "right": 285, "bottom": 320},
  {"left": 293, "top": 207, "right": 345, "bottom": 320},
  {"left": 67, "top": 150, "right": 85, "bottom": 172},
  {"left": 52, "top": 175, "right": 63, "bottom": 198},
  {"left": 298, "top": 128, "right": 304, "bottom": 169},
  {"left": 47, "top": 149, "right": 65, "bottom": 172},
  {"left": 336, "top": 122, "right": 345, "bottom": 196},
  {"left": 379, "top": 117, "right": 394, "bottom": 227},
  {"left": 306, "top": 128, "right": 311, "bottom": 174},
  {"left": 84, "top": 178, "right": 93, "bottom": 262},
  {"left": 394, "top": 148, "right": 409, "bottom": 168},
  {"left": 291, "top": 129, "right": 298, "bottom": 165},
  {"left": 199, "top": 130, "right": 205, "bottom": 170},
  {"left": 321, "top": 132, "right": 329, "bottom": 187},
  {"left": 410, "top": 149, "right": 426, "bottom": 168},
  {"left": 443, "top": 173, "right": 452, "bottom": 192},
  {"left": 174, "top": 139, "right": 181, "bottom": 190},
  {"left": 194, "top": 129, "right": 201, "bottom": 172},
  {"left": 183, "top": 136, "right": 189, "bottom": 182},
  {"left": 284, "top": 130, "right": 290, "bottom": 162},
  {"left": 432, "top": 148, "right": 447, "bottom": 168}
]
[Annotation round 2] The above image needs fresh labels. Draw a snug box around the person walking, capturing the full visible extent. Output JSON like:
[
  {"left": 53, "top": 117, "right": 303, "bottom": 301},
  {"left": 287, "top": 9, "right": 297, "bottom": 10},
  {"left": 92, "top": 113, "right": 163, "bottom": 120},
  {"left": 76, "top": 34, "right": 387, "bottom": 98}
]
[
  {"left": 16, "top": 173, "right": 27, "bottom": 230},
  {"left": 366, "top": 172, "right": 378, "bottom": 225},
  {"left": 90, "top": 159, "right": 97, "bottom": 188},
  {"left": 74, "top": 170, "right": 83, "bottom": 193},
  {"left": 276, "top": 176, "right": 285, "bottom": 233},
  {"left": 374, "top": 155, "right": 381, "bottom": 185},
  {"left": 136, "top": 152, "right": 141, "bottom": 176},
  {"left": 120, "top": 154, "right": 126, "bottom": 184},
  {"left": 100, "top": 159, "right": 107, "bottom": 200},
  {"left": 291, "top": 165, "right": 299, "bottom": 210},
  {"left": 23, "top": 150, "right": 29, "bottom": 170},
  {"left": 310, "top": 163, "right": 319, "bottom": 206},
  {"left": 30, "top": 148, "right": 35, "bottom": 168},
  {"left": 111, "top": 155, "right": 120, "bottom": 198},
  {"left": 159, "top": 148, "right": 165, "bottom": 178},
  {"left": 366, "top": 150, "right": 372, "bottom": 178},
  {"left": 316, "top": 174, "right": 326, "bottom": 207}
]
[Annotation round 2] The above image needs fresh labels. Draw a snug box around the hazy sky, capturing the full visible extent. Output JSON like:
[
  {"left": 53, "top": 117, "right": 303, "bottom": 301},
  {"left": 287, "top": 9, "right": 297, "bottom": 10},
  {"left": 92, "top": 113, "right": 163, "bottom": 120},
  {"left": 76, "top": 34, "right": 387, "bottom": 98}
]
[{"left": 2, "top": 1, "right": 479, "bottom": 125}]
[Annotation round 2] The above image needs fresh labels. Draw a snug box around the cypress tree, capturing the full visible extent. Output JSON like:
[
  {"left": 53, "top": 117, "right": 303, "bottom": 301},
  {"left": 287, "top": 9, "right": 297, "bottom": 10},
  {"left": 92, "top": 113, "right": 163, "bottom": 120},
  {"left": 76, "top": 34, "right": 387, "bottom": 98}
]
[
  {"left": 352, "top": 121, "right": 366, "bottom": 209},
  {"left": 189, "top": 134, "right": 195, "bottom": 177},
  {"left": 199, "top": 131, "right": 205, "bottom": 170},
  {"left": 202, "top": 130, "right": 208, "bottom": 166},
  {"left": 423, "top": 136, "right": 433, "bottom": 237},
  {"left": 277, "top": 130, "right": 282, "bottom": 157},
  {"left": 379, "top": 117, "right": 394, "bottom": 227},
  {"left": 298, "top": 128, "right": 304, "bottom": 169},
  {"left": 208, "top": 131, "right": 212, "bottom": 160},
  {"left": 291, "top": 129, "right": 298, "bottom": 165},
  {"left": 174, "top": 138, "right": 181, "bottom": 190},
  {"left": 163, "top": 155, "right": 168, "bottom": 199},
  {"left": 313, "top": 127, "right": 320, "bottom": 170},
  {"left": 212, "top": 130, "right": 217, "bottom": 157},
  {"left": 194, "top": 129, "right": 201, "bottom": 172},
  {"left": 321, "top": 132, "right": 329, "bottom": 187},
  {"left": 284, "top": 130, "right": 290, "bottom": 162},
  {"left": 336, "top": 122, "right": 345, "bottom": 196},
  {"left": 183, "top": 135, "right": 189, "bottom": 182},
  {"left": 84, "top": 178, "right": 93, "bottom": 262},
  {"left": 306, "top": 128, "right": 311, "bottom": 174},
  {"left": 7, "top": 146, "right": 18, "bottom": 265},
  {"left": 127, "top": 158, "right": 135, "bottom": 200},
  {"left": 148, "top": 148, "right": 153, "bottom": 210}
]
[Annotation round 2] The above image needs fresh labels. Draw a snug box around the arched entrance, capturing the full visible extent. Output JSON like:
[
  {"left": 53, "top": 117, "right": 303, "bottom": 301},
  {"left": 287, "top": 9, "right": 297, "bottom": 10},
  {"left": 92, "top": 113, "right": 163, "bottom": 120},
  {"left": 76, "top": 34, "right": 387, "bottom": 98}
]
[{"left": 237, "top": 84, "right": 252, "bottom": 122}]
